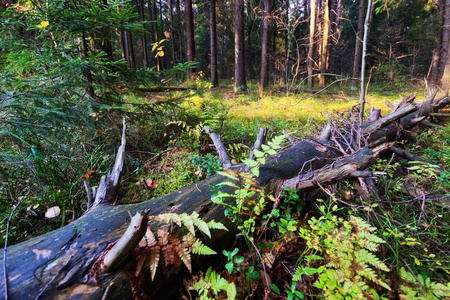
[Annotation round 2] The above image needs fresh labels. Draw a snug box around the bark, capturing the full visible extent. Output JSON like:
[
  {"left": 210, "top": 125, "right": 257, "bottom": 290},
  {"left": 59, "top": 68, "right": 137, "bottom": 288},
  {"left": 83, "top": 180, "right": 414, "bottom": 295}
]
[
  {"left": 318, "top": 0, "right": 330, "bottom": 88},
  {"left": 185, "top": 0, "right": 196, "bottom": 76},
  {"left": 169, "top": 0, "right": 175, "bottom": 67},
  {"left": 359, "top": 0, "right": 373, "bottom": 122},
  {"left": 307, "top": 0, "right": 316, "bottom": 88},
  {"left": 2, "top": 95, "right": 449, "bottom": 300},
  {"left": 427, "top": 0, "right": 444, "bottom": 89},
  {"left": 439, "top": 0, "right": 450, "bottom": 86},
  {"left": 234, "top": 0, "right": 247, "bottom": 92},
  {"left": 260, "top": 0, "right": 272, "bottom": 89},
  {"left": 351, "top": 0, "right": 366, "bottom": 90},
  {"left": 139, "top": 0, "right": 149, "bottom": 69},
  {"left": 210, "top": 0, "right": 219, "bottom": 87}
]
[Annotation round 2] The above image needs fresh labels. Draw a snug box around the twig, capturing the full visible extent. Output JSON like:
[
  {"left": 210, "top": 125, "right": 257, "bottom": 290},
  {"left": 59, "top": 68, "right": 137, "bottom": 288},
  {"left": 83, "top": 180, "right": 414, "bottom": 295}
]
[
  {"left": 402, "top": 259, "right": 426, "bottom": 297},
  {"left": 282, "top": 129, "right": 295, "bottom": 146},
  {"left": 4, "top": 191, "right": 26, "bottom": 300},
  {"left": 245, "top": 234, "right": 270, "bottom": 293}
]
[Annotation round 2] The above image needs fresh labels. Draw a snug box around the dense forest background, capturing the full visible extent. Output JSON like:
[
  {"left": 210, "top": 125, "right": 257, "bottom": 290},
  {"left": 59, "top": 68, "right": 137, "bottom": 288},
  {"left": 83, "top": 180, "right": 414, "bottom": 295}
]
[{"left": 1, "top": 0, "right": 450, "bottom": 299}]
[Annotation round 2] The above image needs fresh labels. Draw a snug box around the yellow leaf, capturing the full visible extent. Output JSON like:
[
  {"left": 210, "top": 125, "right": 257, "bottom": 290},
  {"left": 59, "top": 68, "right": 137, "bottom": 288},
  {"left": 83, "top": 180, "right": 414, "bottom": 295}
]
[{"left": 37, "top": 21, "right": 49, "bottom": 28}]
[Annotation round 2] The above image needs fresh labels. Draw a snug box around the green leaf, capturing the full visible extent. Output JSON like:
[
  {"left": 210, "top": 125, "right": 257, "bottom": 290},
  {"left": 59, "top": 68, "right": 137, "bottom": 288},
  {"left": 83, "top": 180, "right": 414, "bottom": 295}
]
[{"left": 271, "top": 284, "right": 280, "bottom": 294}]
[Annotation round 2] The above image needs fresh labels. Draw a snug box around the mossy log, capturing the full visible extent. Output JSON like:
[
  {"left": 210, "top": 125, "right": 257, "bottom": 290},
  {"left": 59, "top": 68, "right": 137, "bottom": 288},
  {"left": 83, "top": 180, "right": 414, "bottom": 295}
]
[{"left": 0, "top": 94, "right": 448, "bottom": 299}]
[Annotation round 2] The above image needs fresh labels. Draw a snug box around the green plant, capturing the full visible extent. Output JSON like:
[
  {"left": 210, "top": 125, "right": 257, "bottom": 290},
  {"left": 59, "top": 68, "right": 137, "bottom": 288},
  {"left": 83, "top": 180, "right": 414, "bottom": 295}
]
[
  {"left": 223, "top": 248, "right": 244, "bottom": 274},
  {"left": 187, "top": 267, "right": 237, "bottom": 300},
  {"left": 190, "top": 153, "right": 222, "bottom": 178},
  {"left": 242, "top": 134, "right": 286, "bottom": 176},
  {"left": 398, "top": 267, "right": 450, "bottom": 299},
  {"left": 211, "top": 169, "right": 269, "bottom": 235},
  {"left": 295, "top": 200, "right": 391, "bottom": 299}
]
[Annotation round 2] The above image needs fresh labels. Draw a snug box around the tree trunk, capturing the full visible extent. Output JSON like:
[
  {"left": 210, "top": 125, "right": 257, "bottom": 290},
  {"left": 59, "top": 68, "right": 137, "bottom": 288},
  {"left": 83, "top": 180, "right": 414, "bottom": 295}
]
[
  {"left": 139, "top": 0, "right": 149, "bottom": 69},
  {"left": 234, "top": 0, "right": 247, "bottom": 92},
  {"left": 351, "top": 0, "right": 366, "bottom": 90},
  {"left": 260, "top": 0, "right": 272, "bottom": 89},
  {"left": 318, "top": 0, "right": 330, "bottom": 88},
  {"left": 210, "top": 0, "right": 219, "bottom": 87},
  {"left": 1, "top": 94, "right": 449, "bottom": 299},
  {"left": 169, "top": 0, "right": 175, "bottom": 67},
  {"left": 359, "top": 0, "right": 373, "bottom": 122},
  {"left": 185, "top": 0, "right": 196, "bottom": 76},
  {"left": 440, "top": 0, "right": 450, "bottom": 89},
  {"left": 307, "top": 0, "right": 316, "bottom": 88},
  {"left": 428, "top": 0, "right": 444, "bottom": 89}
]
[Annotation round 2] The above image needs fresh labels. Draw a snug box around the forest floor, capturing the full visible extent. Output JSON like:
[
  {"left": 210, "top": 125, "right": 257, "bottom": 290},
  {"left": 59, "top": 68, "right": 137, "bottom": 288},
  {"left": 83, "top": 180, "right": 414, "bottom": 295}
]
[{"left": 2, "top": 80, "right": 450, "bottom": 299}]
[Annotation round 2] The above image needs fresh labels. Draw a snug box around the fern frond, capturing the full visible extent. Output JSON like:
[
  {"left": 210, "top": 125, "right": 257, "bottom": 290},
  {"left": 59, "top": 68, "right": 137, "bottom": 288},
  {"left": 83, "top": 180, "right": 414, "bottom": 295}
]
[
  {"left": 163, "top": 244, "right": 175, "bottom": 266},
  {"left": 183, "top": 233, "right": 196, "bottom": 248},
  {"left": 178, "top": 247, "right": 192, "bottom": 272},
  {"left": 157, "top": 227, "right": 169, "bottom": 246},
  {"left": 180, "top": 213, "right": 196, "bottom": 236},
  {"left": 191, "top": 212, "right": 211, "bottom": 238},
  {"left": 355, "top": 248, "right": 390, "bottom": 272},
  {"left": 150, "top": 213, "right": 182, "bottom": 227},
  {"left": 150, "top": 245, "right": 160, "bottom": 281},
  {"left": 207, "top": 219, "right": 228, "bottom": 231},
  {"left": 192, "top": 239, "right": 217, "bottom": 255}
]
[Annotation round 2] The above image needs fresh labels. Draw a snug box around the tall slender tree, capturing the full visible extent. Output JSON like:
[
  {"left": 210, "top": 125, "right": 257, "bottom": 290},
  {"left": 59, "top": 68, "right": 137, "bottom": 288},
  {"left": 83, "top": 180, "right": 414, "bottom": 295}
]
[
  {"left": 307, "top": 0, "right": 316, "bottom": 88},
  {"left": 185, "top": 0, "right": 196, "bottom": 76},
  {"left": 234, "top": 0, "right": 246, "bottom": 92},
  {"left": 210, "top": 0, "right": 218, "bottom": 87},
  {"left": 439, "top": 0, "right": 450, "bottom": 89},
  {"left": 319, "top": 0, "right": 330, "bottom": 87},
  {"left": 351, "top": 0, "right": 366, "bottom": 90},
  {"left": 260, "top": 0, "right": 272, "bottom": 89},
  {"left": 138, "top": 0, "right": 149, "bottom": 69}
]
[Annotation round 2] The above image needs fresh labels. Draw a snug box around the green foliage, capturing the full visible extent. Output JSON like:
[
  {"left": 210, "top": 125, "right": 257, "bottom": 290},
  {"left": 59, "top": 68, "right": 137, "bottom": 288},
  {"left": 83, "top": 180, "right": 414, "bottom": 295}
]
[
  {"left": 296, "top": 202, "right": 391, "bottom": 298},
  {"left": 398, "top": 267, "right": 450, "bottom": 299},
  {"left": 190, "top": 153, "right": 222, "bottom": 178},
  {"left": 223, "top": 248, "right": 244, "bottom": 274},
  {"left": 188, "top": 267, "right": 237, "bottom": 300},
  {"left": 242, "top": 134, "right": 286, "bottom": 176}
]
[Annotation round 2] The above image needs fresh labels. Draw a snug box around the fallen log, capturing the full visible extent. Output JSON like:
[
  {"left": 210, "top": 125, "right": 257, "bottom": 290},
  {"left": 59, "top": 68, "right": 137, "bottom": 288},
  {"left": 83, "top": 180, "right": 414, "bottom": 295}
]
[{"left": 0, "top": 94, "right": 448, "bottom": 299}]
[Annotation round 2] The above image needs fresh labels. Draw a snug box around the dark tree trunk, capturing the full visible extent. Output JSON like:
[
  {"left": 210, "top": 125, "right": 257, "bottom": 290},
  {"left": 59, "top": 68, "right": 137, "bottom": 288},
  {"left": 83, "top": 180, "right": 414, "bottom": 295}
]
[
  {"left": 318, "top": 0, "right": 330, "bottom": 88},
  {"left": 439, "top": 0, "right": 450, "bottom": 89},
  {"left": 234, "top": 0, "right": 246, "bottom": 92},
  {"left": 139, "top": 0, "right": 149, "bottom": 69},
  {"left": 152, "top": 0, "right": 163, "bottom": 71},
  {"left": 428, "top": 0, "right": 444, "bottom": 89},
  {"left": 210, "top": 0, "right": 218, "bottom": 87},
  {"left": 351, "top": 0, "right": 366, "bottom": 90},
  {"left": 185, "top": 0, "right": 196, "bottom": 76},
  {"left": 307, "top": 0, "right": 316, "bottom": 88},
  {"left": 260, "top": 0, "right": 272, "bottom": 89},
  {"left": 169, "top": 0, "right": 175, "bottom": 67}
]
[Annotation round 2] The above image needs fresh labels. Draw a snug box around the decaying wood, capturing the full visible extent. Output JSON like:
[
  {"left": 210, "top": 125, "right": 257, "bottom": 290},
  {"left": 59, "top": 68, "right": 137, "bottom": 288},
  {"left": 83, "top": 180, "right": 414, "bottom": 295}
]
[
  {"left": 0, "top": 93, "right": 448, "bottom": 300},
  {"left": 102, "top": 210, "right": 149, "bottom": 273},
  {"left": 204, "top": 125, "right": 232, "bottom": 168},
  {"left": 281, "top": 144, "right": 390, "bottom": 191},
  {"left": 92, "top": 118, "right": 126, "bottom": 208},
  {"left": 249, "top": 128, "right": 268, "bottom": 159}
]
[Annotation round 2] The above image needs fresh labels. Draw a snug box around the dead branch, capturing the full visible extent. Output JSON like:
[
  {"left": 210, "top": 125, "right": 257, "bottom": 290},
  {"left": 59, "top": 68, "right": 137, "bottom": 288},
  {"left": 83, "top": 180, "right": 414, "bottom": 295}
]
[
  {"left": 281, "top": 144, "right": 391, "bottom": 191},
  {"left": 92, "top": 118, "right": 126, "bottom": 208},
  {"left": 249, "top": 128, "right": 268, "bottom": 160},
  {"left": 204, "top": 126, "right": 232, "bottom": 168},
  {"left": 102, "top": 210, "right": 149, "bottom": 273}
]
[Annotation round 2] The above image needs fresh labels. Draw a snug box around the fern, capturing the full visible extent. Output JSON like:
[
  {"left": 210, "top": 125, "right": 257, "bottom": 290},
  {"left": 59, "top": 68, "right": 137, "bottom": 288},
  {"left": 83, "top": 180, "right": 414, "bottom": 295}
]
[
  {"left": 399, "top": 267, "right": 450, "bottom": 299},
  {"left": 135, "top": 212, "right": 226, "bottom": 281},
  {"left": 188, "top": 267, "right": 237, "bottom": 300},
  {"left": 192, "top": 239, "right": 217, "bottom": 255}
]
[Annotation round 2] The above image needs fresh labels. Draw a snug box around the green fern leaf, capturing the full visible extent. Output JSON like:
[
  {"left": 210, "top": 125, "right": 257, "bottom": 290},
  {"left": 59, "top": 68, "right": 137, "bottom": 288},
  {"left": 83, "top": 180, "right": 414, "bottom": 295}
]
[
  {"left": 191, "top": 212, "right": 211, "bottom": 238},
  {"left": 192, "top": 239, "right": 217, "bottom": 255},
  {"left": 180, "top": 213, "right": 196, "bottom": 236},
  {"left": 207, "top": 219, "right": 228, "bottom": 231},
  {"left": 355, "top": 248, "right": 390, "bottom": 272}
]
